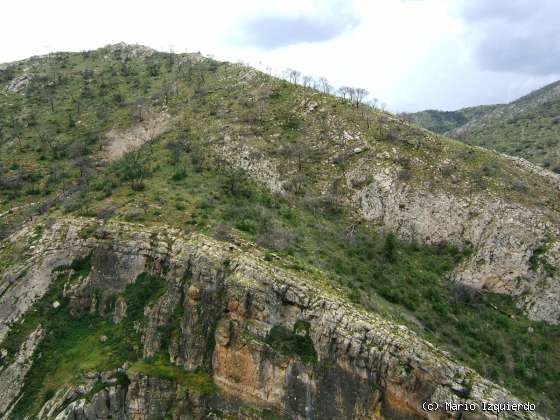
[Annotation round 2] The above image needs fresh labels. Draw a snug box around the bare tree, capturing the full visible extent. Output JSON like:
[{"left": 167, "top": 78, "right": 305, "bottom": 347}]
[
  {"left": 166, "top": 139, "right": 185, "bottom": 166},
  {"left": 118, "top": 120, "right": 162, "bottom": 190},
  {"left": 284, "top": 68, "right": 301, "bottom": 84},
  {"left": 46, "top": 91, "right": 55, "bottom": 112},
  {"left": 348, "top": 87, "right": 357, "bottom": 104},
  {"left": 40, "top": 132, "right": 63, "bottom": 159},
  {"left": 365, "top": 112, "right": 372, "bottom": 129},
  {"left": 157, "top": 83, "right": 175, "bottom": 105},
  {"left": 302, "top": 75, "right": 313, "bottom": 88},
  {"left": 166, "top": 46, "right": 175, "bottom": 71},
  {"left": 132, "top": 98, "right": 147, "bottom": 122},
  {"left": 122, "top": 146, "right": 146, "bottom": 190},
  {"left": 257, "top": 99, "right": 267, "bottom": 124},
  {"left": 338, "top": 86, "right": 351, "bottom": 100},
  {"left": 354, "top": 88, "right": 369, "bottom": 108},
  {"left": 73, "top": 97, "right": 82, "bottom": 115},
  {"left": 74, "top": 155, "right": 93, "bottom": 179},
  {"left": 11, "top": 117, "right": 23, "bottom": 149},
  {"left": 292, "top": 142, "right": 309, "bottom": 173},
  {"left": 319, "top": 77, "right": 332, "bottom": 94},
  {"left": 178, "top": 57, "right": 193, "bottom": 80}
]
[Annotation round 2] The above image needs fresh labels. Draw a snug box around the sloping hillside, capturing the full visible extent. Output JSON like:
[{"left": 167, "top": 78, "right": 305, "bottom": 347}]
[
  {"left": 402, "top": 105, "right": 499, "bottom": 134},
  {"left": 407, "top": 81, "right": 560, "bottom": 171},
  {"left": 1, "top": 44, "right": 559, "bottom": 418}
]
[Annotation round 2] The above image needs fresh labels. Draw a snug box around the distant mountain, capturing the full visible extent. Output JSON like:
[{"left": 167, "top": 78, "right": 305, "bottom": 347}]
[
  {"left": 402, "top": 105, "right": 500, "bottom": 134},
  {"left": 406, "top": 81, "right": 560, "bottom": 171}
]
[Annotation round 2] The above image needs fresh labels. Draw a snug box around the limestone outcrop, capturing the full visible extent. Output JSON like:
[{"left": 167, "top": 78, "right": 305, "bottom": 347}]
[
  {"left": 210, "top": 131, "right": 560, "bottom": 324},
  {"left": 0, "top": 218, "right": 546, "bottom": 419},
  {"left": 0, "top": 327, "right": 43, "bottom": 416},
  {"left": 351, "top": 166, "right": 560, "bottom": 324}
]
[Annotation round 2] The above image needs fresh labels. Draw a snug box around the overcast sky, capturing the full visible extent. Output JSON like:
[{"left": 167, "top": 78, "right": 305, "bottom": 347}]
[{"left": 2, "top": 0, "right": 559, "bottom": 111}]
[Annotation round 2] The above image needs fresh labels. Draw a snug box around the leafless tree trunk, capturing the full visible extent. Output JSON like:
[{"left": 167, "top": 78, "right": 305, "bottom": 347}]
[
  {"left": 319, "top": 77, "right": 332, "bottom": 94},
  {"left": 284, "top": 68, "right": 301, "bottom": 84},
  {"left": 354, "top": 88, "right": 369, "bottom": 108}
]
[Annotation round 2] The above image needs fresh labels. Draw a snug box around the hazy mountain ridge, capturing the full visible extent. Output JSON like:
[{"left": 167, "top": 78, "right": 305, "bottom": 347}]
[
  {"left": 0, "top": 44, "right": 559, "bottom": 418},
  {"left": 401, "top": 105, "right": 500, "bottom": 134},
  {"left": 407, "top": 81, "right": 560, "bottom": 171}
]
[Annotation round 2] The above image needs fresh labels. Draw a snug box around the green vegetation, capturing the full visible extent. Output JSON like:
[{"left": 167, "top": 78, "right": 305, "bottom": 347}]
[
  {"left": 403, "top": 105, "right": 499, "bottom": 134},
  {"left": 130, "top": 355, "right": 216, "bottom": 396},
  {"left": 123, "top": 272, "right": 167, "bottom": 320},
  {"left": 6, "top": 271, "right": 166, "bottom": 418},
  {"left": 69, "top": 127, "right": 557, "bottom": 413},
  {"left": 78, "top": 223, "right": 97, "bottom": 239},
  {"left": 0, "top": 46, "right": 201, "bottom": 238},
  {"left": 265, "top": 322, "right": 317, "bottom": 364},
  {"left": 408, "top": 82, "right": 560, "bottom": 170},
  {"left": 530, "top": 244, "right": 556, "bottom": 277},
  {"left": 0, "top": 45, "right": 559, "bottom": 416},
  {"left": 1, "top": 44, "right": 557, "bottom": 245},
  {"left": 2, "top": 254, "right": 92, "bottom": 361},
  {"left": 457, "top": 98, "right": 560, "bottom": 171},
  {"left": 2, "top": 264, "right": 214, "bottom": 417},
  {"left": 403, "top": 109, "right": 468, "bottom": 134}
]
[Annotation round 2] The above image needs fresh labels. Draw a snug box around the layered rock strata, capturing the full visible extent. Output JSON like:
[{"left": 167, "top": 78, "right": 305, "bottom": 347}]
[{"left": 0, "top": 218, "right": 545, "bottom": 419}]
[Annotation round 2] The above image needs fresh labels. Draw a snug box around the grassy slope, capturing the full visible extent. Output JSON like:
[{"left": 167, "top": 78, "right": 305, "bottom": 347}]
[
  {"left": 0, "top": 46, "right": 559, "bottom": 416},
  {"left": 455, "top": 98, "right": 560, "bottom": 171}
]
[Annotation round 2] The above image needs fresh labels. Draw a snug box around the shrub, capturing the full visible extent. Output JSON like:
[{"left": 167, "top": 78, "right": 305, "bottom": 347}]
[
  {"left": 213, "top": 223, "right": 234, "bottom": 241},
  {"left": 256, "top": 225, "right": 295, "bottom": 252},
  {"left": 115, "top": 371, "right": 130, "bottom": 387},
  {"left": 131, "top": 181, "right": 145, "bottom": 191},
  {"left": 398, "top": 168, "right": 412, "bottom": 181},
  {"left": 170, "top": 167, "right": 187, "bottom": 181},
  {"left": 265, "top": 323, "right": 317, "bottom": 364},
  {"left": 79, "top": 224, "right": 97, "bottom": 239},
  {"left": 383, "top": 233, "right": 396, "bottom": 262}
]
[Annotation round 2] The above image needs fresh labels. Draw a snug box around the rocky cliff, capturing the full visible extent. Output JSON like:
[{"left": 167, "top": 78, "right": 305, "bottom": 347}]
[
  {"left": 209, "top": 119, "right": 560, "bottom": 325},
  {"left": 0, "top": 218, "right": 544, "bottom": 419}
]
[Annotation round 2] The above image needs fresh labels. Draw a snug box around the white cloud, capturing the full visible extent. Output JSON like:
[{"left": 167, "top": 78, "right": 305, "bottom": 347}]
[
  {"left": 1, "top": 0, "right": 559, "bottom": 111},
  {"left": 454, "top": 0, "right": 560, "bottom": 75},
  {"left": 232, "top": 5, "right": 360, "bottom": 50}
]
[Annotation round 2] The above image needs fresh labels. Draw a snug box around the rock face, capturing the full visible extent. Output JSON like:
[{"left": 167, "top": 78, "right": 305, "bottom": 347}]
[
  {"left": 0, "top": 218, "right": 546, "bottom": 419},
  {"left": 502, "top": 153, "right": 560, "bottom": 191},
  {"left": 351, "top": 167, "right": 560, "bottom": 324},
  {"left": 49, "top": 373, "right": 196, "bottom": 420},
  {"left": 0, "top": 327, "right": 43, "bottom": 416},
  {"left": 6, "top": 74, "right": 32, "bottom": 92},
  {"left": 104, "top": 111, "right": 172, "bottom": 161},
  {"left": 0, "top": 221, "right": 101, "bottom": 341},
  {"left": 210, "top": 131, "right": 560, "bottom": 324}
]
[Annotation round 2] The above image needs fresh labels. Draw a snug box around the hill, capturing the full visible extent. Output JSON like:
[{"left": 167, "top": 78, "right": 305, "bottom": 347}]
[
  {"left": 403, "top": 104, "right": 500, "bottom": 134},
  {"left": 406, "top": 81, "right": 560, "bottom": 171},
  {"left": 0, "top": 44, "right": 559, "bottom": 418}
]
